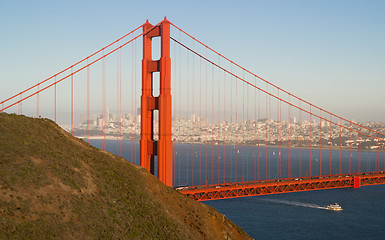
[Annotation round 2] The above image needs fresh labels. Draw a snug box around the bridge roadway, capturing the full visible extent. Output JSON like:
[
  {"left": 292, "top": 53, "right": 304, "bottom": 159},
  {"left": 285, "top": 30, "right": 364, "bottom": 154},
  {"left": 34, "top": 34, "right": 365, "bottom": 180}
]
[{"left": 178, "top": 172, "right": 385, "bottom": 201}]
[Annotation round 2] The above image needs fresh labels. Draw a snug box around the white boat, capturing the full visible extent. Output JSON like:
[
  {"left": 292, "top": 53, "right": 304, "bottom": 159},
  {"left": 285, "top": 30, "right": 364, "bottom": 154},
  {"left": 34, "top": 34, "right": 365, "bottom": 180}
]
[{"left": 326, "top": 203, "right": 342, "bottom": 211}]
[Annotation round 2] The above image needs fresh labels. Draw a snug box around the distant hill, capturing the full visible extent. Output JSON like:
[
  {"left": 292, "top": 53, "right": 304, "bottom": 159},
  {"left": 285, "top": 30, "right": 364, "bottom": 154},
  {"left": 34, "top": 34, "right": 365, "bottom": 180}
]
[{"left": 0, "top": 113, "right": 252, "bottom": 240}]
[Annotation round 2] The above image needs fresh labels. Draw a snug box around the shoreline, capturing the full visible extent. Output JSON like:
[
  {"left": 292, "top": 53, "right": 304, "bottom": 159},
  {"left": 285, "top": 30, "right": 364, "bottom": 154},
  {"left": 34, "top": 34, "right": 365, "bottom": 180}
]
[{"left": 76, "top": 135, "right": 385, "bottom": 152}]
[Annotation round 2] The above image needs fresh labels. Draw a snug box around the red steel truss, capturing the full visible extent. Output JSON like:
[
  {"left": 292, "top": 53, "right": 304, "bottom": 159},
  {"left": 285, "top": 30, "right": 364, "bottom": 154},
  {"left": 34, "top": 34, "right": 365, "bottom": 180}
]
[{"left": 178, "top": 172, "right": 385, "bottom": 201}]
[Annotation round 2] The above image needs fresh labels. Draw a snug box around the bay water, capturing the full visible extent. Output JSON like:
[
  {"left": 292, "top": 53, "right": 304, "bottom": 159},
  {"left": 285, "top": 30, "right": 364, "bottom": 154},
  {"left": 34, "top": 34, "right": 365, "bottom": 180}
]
[{"left": 89, "top": 139, "right": 385, "bottom": 239}]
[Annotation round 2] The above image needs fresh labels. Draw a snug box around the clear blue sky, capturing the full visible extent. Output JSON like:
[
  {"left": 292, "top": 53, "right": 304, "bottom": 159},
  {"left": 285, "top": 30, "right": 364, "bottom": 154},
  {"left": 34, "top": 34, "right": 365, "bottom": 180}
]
[{"left": 1, "top": 0, "right": 384, "bottom": 122}]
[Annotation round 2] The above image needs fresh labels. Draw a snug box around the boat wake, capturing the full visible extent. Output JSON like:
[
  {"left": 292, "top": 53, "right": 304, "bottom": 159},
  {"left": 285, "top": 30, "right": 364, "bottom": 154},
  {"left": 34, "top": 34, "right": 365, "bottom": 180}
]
[{"left": 261, "top": 199, "right": 329, "bottom": 210}]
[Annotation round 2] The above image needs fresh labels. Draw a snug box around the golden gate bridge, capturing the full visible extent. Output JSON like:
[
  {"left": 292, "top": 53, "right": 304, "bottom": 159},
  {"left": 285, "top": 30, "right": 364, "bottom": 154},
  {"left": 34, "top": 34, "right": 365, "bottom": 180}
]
[{"left": 2, "top": 18, "right": 385, "bottom": 201}]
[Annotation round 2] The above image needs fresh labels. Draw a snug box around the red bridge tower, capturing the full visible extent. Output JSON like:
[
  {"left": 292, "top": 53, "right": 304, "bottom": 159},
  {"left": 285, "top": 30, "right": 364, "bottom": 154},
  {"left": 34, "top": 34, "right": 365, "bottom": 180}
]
[{"left": 140, "top": 18, "right": 173, "bottom": 187}]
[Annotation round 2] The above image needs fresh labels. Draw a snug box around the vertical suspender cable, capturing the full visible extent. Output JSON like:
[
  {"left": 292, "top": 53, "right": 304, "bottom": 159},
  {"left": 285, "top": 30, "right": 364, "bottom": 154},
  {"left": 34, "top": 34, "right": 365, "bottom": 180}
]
[
  {"left": 268, "top": 92, "right": 271, "bottom": 179},
  {"left": 310, "top": 105, "right": 312, "bottom": 177},
  {"left": 299, "top": 101, "right": 302, "bottom": 177},
  {"left": 119, "top": 46, "right": 122, "bottom": 156},
  {"left": 242, "top": 70, "right": 245, "bottom": 181},
  {"left": 288, "top": 96, "right": 291, "bottom": 178},
  {"left": 230, "top": 64, "right": 233, "bottom": 183},
  {"left": 117, "top": 46, "right": 119, "bottom": 155},
  {"left": 37, "top": 84, "right": 40, "bottom": 118},
  {"left": 199, "top": 56, "right": 202, "bottom": 185},
  {"left": 172, "top": 39, "right": 176, "bottom": 181},
  {"left": 102, "top": 52, "right": 106, "bottom": 151},
  {"left": 131, "top": 34, "right": 134, "bottom": 164},
  {"left": 71, "top": 69, "right": 73, "bottom": 135},
  {"left": 205, "top": 47, "right": 208, "bottom": 185},
  {"left": 218, "top": 56, "right": 220, "bottom": 184},
  {"left": 265, "top": 84, "right": 268, "bottom": 180},
  {"left": 365, "top": 141, "right": 368, "bottom": 171},
  {"left": 19, "top": 94, "right": 22, "bottom": 115},
  {"left": 211, "top": 63, "right": 214, "bottom": 184},
  {"left": 178, "top": 34, "right": 181, "bottom": 186},
  {"left": 54, "top": 77, "right": 57, "bottom": 122},
  {"left": 276, "top": 91, "right": 279, "bottom": 178},
  {"left": 339, "top": 125, "right": 342, "bottom": 174},
  {"left": 118, "top": 47, "right": 121, "bottom": 156},
  {"left": 257, "top": 87, "right": 261, "bottom": 180},
  {"left": 246, "top": 71, "right": 249, "bottom": 181},
  {"left": 134, "top": 39, "right": 137, "bottom": 162},
  {"left": 223, "top": 68, "right": 226, "bottom": 183},
  {"left": 192, "top": 43, "right": 195, "bottom": 186},
  {"left": 87, "top": 58, "right": 90, "bottom": 143},
  {"left": 277, "top": 90, "right": 280, "bottom": 178},
  {"left": 319, "top": 110, "right": 322, "bottom": 176},
  {"left": 186, "top": 50, "right": 189, "bottom": 185},
  {"left": 254, "top": 77, "right": 257, "bottom": 181},
  {"left": 231, "top": 65, "right": 239, "bottom": 182},
  {"left": 358, "top": 132, "right": 361, "bottom": 173},
  {"left": 278, "top": 91, "right": 282, "bottom": 178},
  {"left": 348, "top": 125, "right": 351, "bottom": 173},
  {"left": 329, "top": 115, "right": 332, "bottom": 175}
]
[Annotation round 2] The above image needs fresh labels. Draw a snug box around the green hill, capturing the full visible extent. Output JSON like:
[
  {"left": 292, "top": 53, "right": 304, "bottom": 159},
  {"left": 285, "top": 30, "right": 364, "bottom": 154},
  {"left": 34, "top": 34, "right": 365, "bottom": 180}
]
[{"left": 0, "top": 113, "right": 252, "bottom": 240}]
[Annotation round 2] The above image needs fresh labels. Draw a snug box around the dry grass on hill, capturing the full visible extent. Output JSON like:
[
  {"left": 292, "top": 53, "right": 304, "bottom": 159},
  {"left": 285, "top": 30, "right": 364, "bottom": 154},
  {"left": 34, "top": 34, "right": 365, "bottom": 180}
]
[{"left": 0, "top": 113, "right": 252, "bottom": 240}]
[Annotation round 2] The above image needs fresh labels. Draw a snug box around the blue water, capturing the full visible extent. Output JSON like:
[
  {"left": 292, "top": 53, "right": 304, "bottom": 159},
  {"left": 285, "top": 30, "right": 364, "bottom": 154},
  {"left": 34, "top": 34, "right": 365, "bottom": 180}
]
[
  {"left": 89, "top": 139, "right": 385, "bottom": 239},
  {"left": 206, "top": 186, "right": 385, "bottom": 240}
]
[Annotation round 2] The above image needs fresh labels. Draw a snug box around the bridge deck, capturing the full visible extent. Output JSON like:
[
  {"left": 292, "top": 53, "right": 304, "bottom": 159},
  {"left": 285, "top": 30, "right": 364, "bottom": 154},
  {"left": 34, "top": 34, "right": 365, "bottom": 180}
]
[{"left": 178, "top": 172, "right": 385, "bottom": 201}]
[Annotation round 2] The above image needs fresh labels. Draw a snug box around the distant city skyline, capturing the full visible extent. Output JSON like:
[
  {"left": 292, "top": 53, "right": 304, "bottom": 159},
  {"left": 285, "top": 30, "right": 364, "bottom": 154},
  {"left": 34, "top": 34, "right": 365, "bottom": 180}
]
[{"left": 69, "top": 111, "right": 385, "bottom": 151}]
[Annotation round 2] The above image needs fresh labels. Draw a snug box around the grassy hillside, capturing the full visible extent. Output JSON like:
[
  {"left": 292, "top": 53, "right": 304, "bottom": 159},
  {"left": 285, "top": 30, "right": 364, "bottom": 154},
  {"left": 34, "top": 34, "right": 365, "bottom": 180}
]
[{"left": 0, "top": 113, "right": 252, "bottom": 240}]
